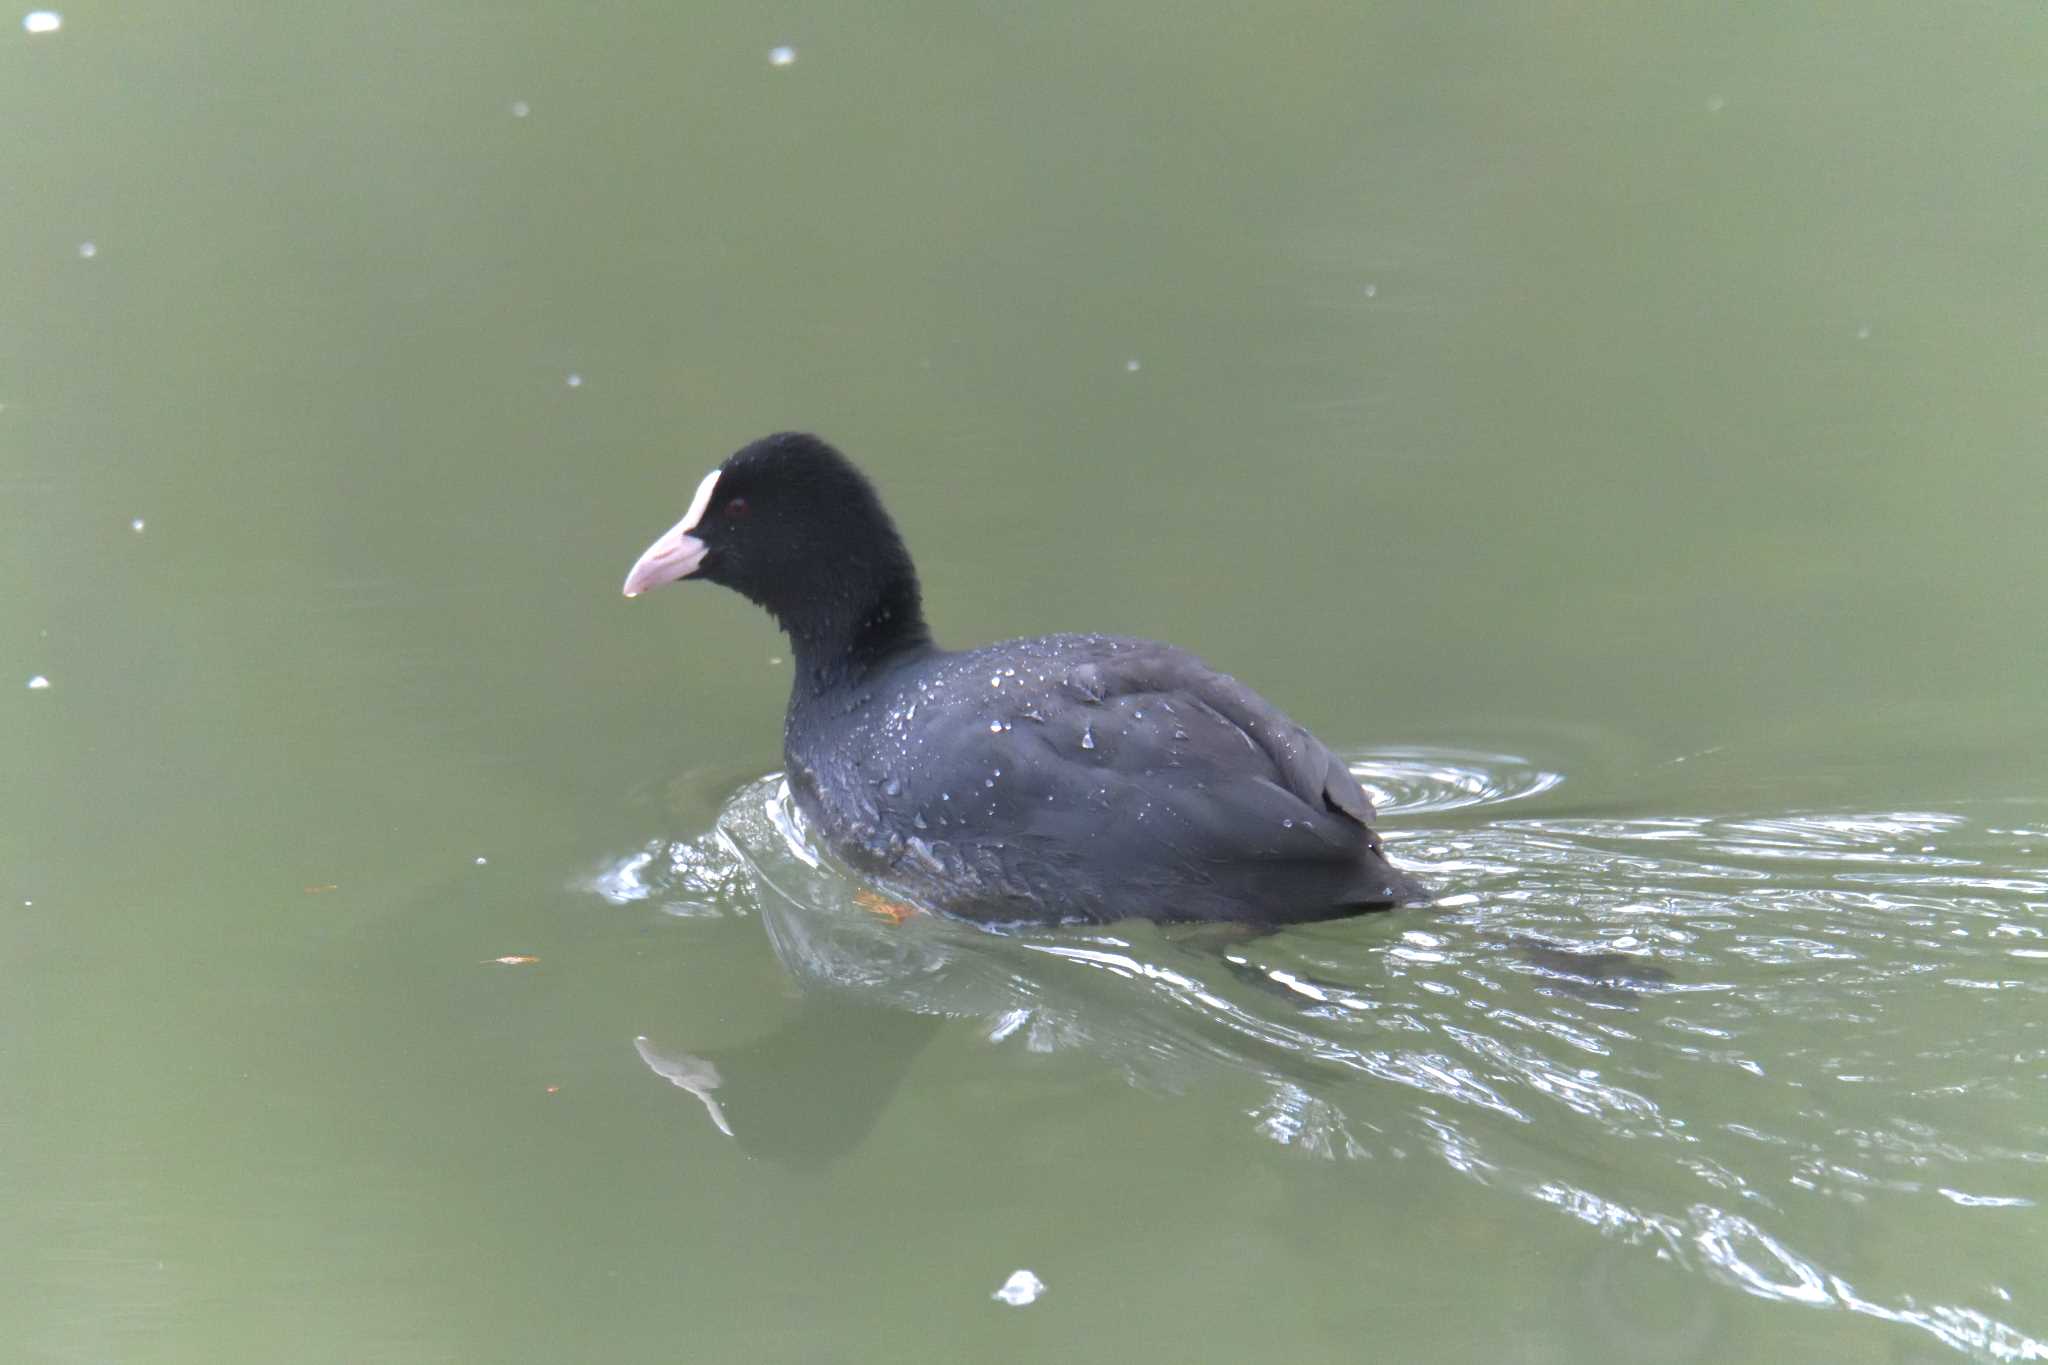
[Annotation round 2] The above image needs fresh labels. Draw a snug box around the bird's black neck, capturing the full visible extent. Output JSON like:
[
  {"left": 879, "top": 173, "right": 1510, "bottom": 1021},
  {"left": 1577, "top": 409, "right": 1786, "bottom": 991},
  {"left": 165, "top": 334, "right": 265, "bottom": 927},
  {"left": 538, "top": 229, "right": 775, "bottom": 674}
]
[{"left": 774, "top": 562, "right": 935, "bottom": 706}]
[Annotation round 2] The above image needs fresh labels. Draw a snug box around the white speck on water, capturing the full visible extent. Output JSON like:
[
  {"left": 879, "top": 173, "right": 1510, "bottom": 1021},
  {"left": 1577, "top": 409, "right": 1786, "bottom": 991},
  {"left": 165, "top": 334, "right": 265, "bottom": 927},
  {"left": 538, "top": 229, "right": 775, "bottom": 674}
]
[
  {"left": 1362, "top": 283, "right": 1378, "bottom": 298},
  {"left": 1124, "top": 357, "right": 1141, "bottom": 372},
  {"left": 473, "top": 856, "right": 488, "bottom": 866},
  {"left": 129, "top": 517, "right": 146, "bottom": 532},
  {"left": 1281, "top": 818, "right": 1294, "bottom": 828},
  {"left": 27, "top": 675, "right": 51, "bottom": 690},
  {"left": 768, "top": 45, "right": 796, "bottom": 67},
  {"left": 1855, "top": 326, "right": 1871, "bottom": 341},
  {"left": 1705, "top": 94, "right": 1726, "bottom": 113},
  {"left": 21, "top": 900, "right": 31, "bottom": 907},
  {"left": 882, "top": 777, "right": 902, "bottom": 797},
  {"left": 1079, "top": 724, "right": 1096, "bottom": 750},
  {"left": 565, "top": 372, "right": 583, "bottom": 388},
  {"left": 23, "top": 10, "right": 60, "bottom": 34},
  {"left": 990, "top": 675, "right": 1002, "bottom": 688},
  {"left": 509, "top": 99, "right": 531, "bottom": 118},
  {"left": 768, "top": 656, "right": 783, "bottom": 666},
  {"left": 992, "top": 1269, "right": 1045, "bottom": 1307},
  {"left": 988, "top": 721, "right": 1003, "bottom": 733},
  {"left": 77, "top": 241, "right": 97, "bottom": 259}
]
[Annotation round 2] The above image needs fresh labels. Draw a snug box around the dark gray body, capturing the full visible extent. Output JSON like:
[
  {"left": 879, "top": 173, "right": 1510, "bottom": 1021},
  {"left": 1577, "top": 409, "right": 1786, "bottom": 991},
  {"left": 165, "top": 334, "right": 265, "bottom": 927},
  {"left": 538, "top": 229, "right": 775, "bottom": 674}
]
[{"left": 783, "top": 633, "right": 1426, "bottom": 925}]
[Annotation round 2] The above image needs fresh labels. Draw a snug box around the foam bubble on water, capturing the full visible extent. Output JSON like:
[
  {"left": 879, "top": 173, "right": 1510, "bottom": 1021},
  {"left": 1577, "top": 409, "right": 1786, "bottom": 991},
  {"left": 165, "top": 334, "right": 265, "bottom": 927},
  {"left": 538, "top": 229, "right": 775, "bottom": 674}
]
[
  {"left": 991, "top": 1269, "right": 1044, "bottom": 1306},
  {"left": 509, "top": 100, "right": 530, "bottom": 118},
  {"left": 565, "top": 372, "right": 583, "bottom": 388},
  {"left": 768, "top": 45, "right": 796, "bottom": 67},
  {"left": 27, "top": 675, "right": 51, "bottom": 690},
  {"left": 130, "top": 517, "right": 145, "bottom": 532},
  {"left": 1705, "top": 94, "right": 1727, "bottom": 113},
  {"left": 1363, "top": 283, "right": 1378, "bottom": 298},
  {"left": 1124, "top": 357, "right": 1141, "bottom": 372},
  {"left": 474, "top": 856, "right": 489, "bottom": 866},
  {"left": 23, "top": 11, "right": 60, "bottom": 34},
  {"left": 77, "top": 241, "right": 97, "bottom": 259}
]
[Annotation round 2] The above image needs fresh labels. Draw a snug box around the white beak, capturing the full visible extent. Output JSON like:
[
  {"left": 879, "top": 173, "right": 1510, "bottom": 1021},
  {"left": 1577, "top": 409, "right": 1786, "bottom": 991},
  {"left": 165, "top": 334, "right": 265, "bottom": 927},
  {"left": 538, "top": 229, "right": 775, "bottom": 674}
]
[
  {"left": 622, "top": 521, "right": 708, "bottom": 597},
  {"left": 622, "top": 468, "right": 721, "bottom": 598}
]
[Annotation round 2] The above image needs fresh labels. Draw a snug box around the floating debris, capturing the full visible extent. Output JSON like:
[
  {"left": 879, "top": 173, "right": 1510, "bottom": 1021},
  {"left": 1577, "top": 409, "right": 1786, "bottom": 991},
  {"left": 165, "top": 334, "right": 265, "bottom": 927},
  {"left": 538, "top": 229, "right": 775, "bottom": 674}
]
[
  {"left": 1124, "top": 357, "right": 1141, "bottom": 372},
  {"left": 77, "top": 241, "right": 96, "bottom": 259},
  {"left": 473, "top": 856, "right": 489, "bottom": 866},
  {"left": 484, "top": 955, "right": 539, "bottom": 966},
  {"left": 303, "top": 884, "right": 339, "bottom": 895},
  {"left": 992, "top": 1269, "right": 1045, "bottom": 1306},
  {"left": 23, "top": 11, "right": 60, "bottom": 35},
  {"left": 855, "top": 888, "right": 920, "bottom": 925},
  {"left": 634, "top": 1035, "right": 734, "bottom": 1136},
  {"left": 565, "top": 372, "right": 583, "bottom": 388},
  {"left": 509, "top": 99, "right": 530, "bottom": 118},
  {"left": 129, "top": 517, "right": 145, "bottom": 532},
  {"left": 768, "top": 45, "right": 796, "bottom": 67},
  {"left": 26, "top": 675, "right": 50, "bottom": 690}
]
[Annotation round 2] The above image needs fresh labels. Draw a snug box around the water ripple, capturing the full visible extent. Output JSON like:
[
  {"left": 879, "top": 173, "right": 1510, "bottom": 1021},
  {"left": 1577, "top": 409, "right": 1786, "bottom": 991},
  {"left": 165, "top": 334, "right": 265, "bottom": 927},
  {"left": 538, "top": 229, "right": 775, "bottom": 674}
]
[
  {"left": 588, "top": 748, "right": 2048, "bottom": 1361},
  {"left": 1350, "top": 746, "right": 1564, "bottom": 815}
]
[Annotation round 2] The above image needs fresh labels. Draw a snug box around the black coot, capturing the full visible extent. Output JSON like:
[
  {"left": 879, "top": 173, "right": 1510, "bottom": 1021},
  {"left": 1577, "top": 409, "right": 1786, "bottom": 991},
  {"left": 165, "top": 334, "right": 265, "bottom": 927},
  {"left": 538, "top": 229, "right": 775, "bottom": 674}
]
[{"left": 623, "top": 433, "right": 1427, "bottom": 925}]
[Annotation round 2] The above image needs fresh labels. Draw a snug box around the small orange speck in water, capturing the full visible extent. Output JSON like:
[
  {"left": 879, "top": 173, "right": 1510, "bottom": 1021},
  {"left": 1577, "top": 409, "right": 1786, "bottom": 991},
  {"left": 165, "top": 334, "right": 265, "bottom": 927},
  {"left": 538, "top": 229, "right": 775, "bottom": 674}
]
[
  {"left": 855, "top": 889, "right": 921, "bottom": 925},
  {"left": 484, "top": 955, "right": 540, "bottom": 966}
]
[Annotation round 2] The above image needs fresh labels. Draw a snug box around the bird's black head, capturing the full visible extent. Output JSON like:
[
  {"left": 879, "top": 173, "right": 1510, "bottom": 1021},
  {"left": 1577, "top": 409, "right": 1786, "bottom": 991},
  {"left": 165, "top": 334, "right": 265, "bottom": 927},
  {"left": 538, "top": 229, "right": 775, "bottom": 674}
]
[{"left": 623, "top": 433, "right": 931, "bottom": 676}]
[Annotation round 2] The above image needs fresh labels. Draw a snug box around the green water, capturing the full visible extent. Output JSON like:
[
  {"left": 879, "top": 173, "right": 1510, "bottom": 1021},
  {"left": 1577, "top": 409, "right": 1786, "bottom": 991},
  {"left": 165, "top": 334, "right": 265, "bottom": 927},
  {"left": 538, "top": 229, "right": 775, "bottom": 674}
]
[{"left": 6, "top": 4, "right": 2045, "bottom": 1361}]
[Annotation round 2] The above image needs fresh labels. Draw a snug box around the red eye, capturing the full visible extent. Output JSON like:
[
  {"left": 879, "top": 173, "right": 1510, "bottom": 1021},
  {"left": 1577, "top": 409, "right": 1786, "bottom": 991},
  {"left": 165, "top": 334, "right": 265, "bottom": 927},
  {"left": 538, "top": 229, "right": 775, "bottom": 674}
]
[{"left": 724, "top": 497, "right": 750, "bottom": 520}]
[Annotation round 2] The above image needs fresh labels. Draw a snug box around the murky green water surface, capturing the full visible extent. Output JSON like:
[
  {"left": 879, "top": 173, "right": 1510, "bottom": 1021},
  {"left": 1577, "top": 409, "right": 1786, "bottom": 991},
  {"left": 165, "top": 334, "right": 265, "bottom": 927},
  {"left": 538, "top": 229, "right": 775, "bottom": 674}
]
[{"left": 6, "top": 4, "right": 2046, "bottom": 1361}]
